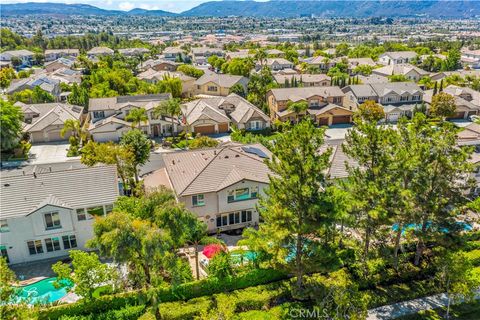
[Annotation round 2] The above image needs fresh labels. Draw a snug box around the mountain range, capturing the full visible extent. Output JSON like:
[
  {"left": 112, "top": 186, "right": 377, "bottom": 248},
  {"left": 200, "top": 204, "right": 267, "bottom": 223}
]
[{"left": 2, "top": 1, "right": 479, "bottom": 18}]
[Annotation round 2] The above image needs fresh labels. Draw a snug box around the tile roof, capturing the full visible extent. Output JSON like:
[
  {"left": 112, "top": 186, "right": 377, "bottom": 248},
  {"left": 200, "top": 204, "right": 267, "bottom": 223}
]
[
  {"left": 0, "top": 165, "right": 119, "bottom": 219},
  {"left": 373, "top": 63, "right": 430, "bottom": 77},
  {"left": 269, "top": 86, "right": 345, "bottom": 101},
  {"left": 16, "top": 102, "right": 83, "bottom": 132},
  {"left": 159, "top": 144, "right": 272, "bottom": 196},
  {"left": 274, "top": 73, "right": 330, "bottom": 84},
  {"left": 381, "top": 51, "right": 417, "bottom": 59},
  {"left": 194, "top": 73, "right": 247, "bottom": 88},
  {"left": 89, "top": 94, "right": 171, "bottom": 112}
]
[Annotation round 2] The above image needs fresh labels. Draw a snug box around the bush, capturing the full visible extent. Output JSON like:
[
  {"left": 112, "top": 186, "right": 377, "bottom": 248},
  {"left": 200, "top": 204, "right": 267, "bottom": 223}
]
[
  {"left": 159, "top": 297, "right": 212, "bottom": 320},
  {"left": 57, "top": 305, "right": 145, "bottom": 320}
]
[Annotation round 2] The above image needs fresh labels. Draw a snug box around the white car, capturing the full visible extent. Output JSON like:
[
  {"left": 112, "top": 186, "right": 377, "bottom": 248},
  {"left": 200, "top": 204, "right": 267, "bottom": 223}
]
[{"left": 469, "top": 115, "right": 480, "bottom": 122}]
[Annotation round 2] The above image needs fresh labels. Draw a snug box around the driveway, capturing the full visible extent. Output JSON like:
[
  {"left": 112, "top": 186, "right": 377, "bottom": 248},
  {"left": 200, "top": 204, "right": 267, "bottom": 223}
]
[
  {"left": 325, "top": 124, "right": 353, "bottom": 141},
  {"left": 28, "top": 142, "right": 78, "bottom": 165}
]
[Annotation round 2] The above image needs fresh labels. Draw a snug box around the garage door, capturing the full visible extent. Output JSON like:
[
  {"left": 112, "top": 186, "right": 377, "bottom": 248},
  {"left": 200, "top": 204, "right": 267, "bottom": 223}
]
[
  {"left": 318, "top": 117, "right": 329, "bottom": 126},
  {"left": 332, "top": 115, "right": 351, "bottom": 124},
  {"left": 218, "top": 123, "right": 229, "bottom": 133},
  {"left": 448, "top": 112, "right": 465, "bottom": 119},
  {"left": 45, "top": 130, "right": 64, "bottom": 142},
  {"left": 194, "top": 125, "right": 215, "bottom": 135}
]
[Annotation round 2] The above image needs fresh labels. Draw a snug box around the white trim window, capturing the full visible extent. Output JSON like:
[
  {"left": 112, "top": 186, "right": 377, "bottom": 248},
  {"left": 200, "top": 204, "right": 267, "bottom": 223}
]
[
  {"left": 44, "top": 212, "right": 61, "bottom": 230},
  {"left": 62, "top": 235, "right": 77, "bottom": 249},
  {"left": 27, "top": 240, "right": 44, "bottom": 255},
  {"left": 45, "top": 237, "right": 61, "bottom": 252},
  {"left": 192, "top": 194, "right": 205, "bottom": 207},
  {"left": 216, "top": 210, "right": 253, "bottom": 228},
  {"left": 227, "top": 186, "right": 258, "bottom": 203}
]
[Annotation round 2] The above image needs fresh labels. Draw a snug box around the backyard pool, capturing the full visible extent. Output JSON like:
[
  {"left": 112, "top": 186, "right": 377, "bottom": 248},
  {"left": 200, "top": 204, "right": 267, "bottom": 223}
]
[
  {"left": 392, "top": 222, "right": 472, "bottom": 234},
  {"left": 17, "top": 277, "right": 71, "bottom": 304}
]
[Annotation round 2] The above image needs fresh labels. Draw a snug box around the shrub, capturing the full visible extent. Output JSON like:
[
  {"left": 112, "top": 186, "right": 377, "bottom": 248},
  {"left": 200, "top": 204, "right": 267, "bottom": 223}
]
[
  {"left": 57, "top": 305, "right": 145, "bottom": 320},
  {"left": 159, "top": 297, "right": 212, "bottom": 320}
]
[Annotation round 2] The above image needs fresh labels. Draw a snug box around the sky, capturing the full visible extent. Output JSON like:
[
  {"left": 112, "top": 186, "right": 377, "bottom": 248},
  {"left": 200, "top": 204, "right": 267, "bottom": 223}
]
[{"left": 2, "top": 0, "right": 222, "bottom": 13}]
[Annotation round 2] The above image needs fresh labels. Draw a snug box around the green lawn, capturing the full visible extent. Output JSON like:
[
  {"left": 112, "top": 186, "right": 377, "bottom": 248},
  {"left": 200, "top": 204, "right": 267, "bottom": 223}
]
[{"left": 397, "top": 300, "right": 480, "bottom": 320}]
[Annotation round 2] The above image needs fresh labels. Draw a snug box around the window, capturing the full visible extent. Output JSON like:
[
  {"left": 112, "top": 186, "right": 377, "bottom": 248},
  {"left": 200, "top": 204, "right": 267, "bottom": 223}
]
[
  {"left": 333, "top": 97, "right": 342, "bottom": 104},
  {"left": 192, "top": 194, "right": 205, "bottom": 206},
  {"left": 76, "top": 208, "right": 86, "bottom": 221},
  {"left": 207, "top": 86, "right": 218, "bottom": 92},
  {"left": 229, "top": 213, "right": 235, "bottom": 225},
  {"left": 412, "top": 95, "right": 420, "bottom": 101},
  {"left": 309, "top": 99, "right": 319, "bottom": 107},
  {"left": 87, "top": 206, "right": 104, "bottom": 217},
  {"left": 241, "top": 210, "right": 253, "bottom": 223},
  {"left": 227, "top": 187, "right": 258, "bottom": 203},
  {"left": 27, "top": 240, "right": 43, "bottom": 255},
  {"left": 63, "top": 235, "right": 77, "bottom": 249},
  {"left": 217, "top": 210, "right": 253, "bottom": 227},
  {"left": 45, "top": 237, "right": 61, "bottom": 252},
  {"left": 44, "top": 212, "right": 61, "bottom": 230},
  {"left": 93, "top": 111, "right": 105, "bottom": 118},
  {"left": 0, "top": 220, "right": 9, "bottom": 233}
]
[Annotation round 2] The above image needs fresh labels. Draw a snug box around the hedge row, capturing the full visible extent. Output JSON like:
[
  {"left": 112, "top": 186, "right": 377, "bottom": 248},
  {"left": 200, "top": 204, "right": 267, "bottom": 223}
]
[{"left": 37, "top": 268, "right": 287, "bottom": 320}]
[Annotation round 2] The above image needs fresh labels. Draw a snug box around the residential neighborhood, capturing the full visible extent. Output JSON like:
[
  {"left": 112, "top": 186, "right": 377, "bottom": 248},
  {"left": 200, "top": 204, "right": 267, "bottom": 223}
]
[{"left": 0, "top": 3, "right": 479, "bottom": 319}]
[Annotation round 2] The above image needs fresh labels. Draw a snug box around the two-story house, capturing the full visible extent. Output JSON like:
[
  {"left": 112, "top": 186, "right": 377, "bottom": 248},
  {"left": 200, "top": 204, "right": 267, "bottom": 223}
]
[
  {"left": 162, "top": 47, "right": 187, "bottom": 62},
  {"left": 258, "top": 58, "right": 295, "bottom": 72},
  {"left": 144, "top": 144, "right": 271, "bottom": 233},
  {"left": 86, "top": 47, "right": 114, "bottom": 60},
  {"left": 267, "top": 86, "right": 351, "bottom": 125},
  {"left": 372, "top": 64, "right": 430, "bottom": 82},
  {"left": 194, "top": 73, "right": 249, "bottom": 97},
  {"left": 191, "top": 47, "right": 224, "bottom": 65},
  {"left": 6, "top": 74, "right": 62, "bottom": 97},
  {"left": 181, "top": 93, "right": 270, "bottom": 134},
  {"left": 378, "top": 51, "right": 417, "bottom": 65},
  {"left": 140, "top": 59, "right": 179, "bottom": 72},
  {"left": 343, "top": 82, "right": 424, "bottom": 122},
  {"left": 423, "top": 85, "right": 480, "bottom": 119},
  {"left": 273, "top": 74, "right": 331, "bottom": 88},
  {"left": 0, "top": 49, "right": 35, "bottom": 68},
  {"left": 44, "top": 49, "right": 79, "bottom": 62},
  {"left": 0, "top": 165, "right": 119, "bottom": 264},
  {"left": 118, "top": 48, "right": 150, "bottom": 57},
  {"left": 88, "top": 94, "right": 182, "bottom": 142}
]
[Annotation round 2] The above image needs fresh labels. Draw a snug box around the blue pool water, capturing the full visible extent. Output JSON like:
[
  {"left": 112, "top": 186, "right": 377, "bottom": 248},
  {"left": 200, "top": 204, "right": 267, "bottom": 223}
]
[
  {"left": 17, "top": 277, "right": 71, "bottom": 304},
  {"left": 231, "top": 250, "right": 258, "bottom": 263},
  {"left": 392, "top": 222, "right": 472, "bottom": 234}
]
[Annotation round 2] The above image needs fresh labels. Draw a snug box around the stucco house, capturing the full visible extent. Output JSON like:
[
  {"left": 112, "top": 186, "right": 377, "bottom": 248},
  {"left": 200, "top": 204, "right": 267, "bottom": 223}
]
[
  {"left": 342, "top": 82, "right": 424, "bottom": 122},
  {"left": 87, "top": 47, "right": 114, "bottom": 59},
  {"left": 258, "top": 58, "right": 295, "bottom": 72},
  {"left": 137, "top": 69, "right": 196, "bottom": 97},
  {"left": 372, "top": 64, "right": 430, "bottom": 82},
  {"left": 191, "top": 47, "right": 224, "bottom": 65},
  {"left": 44, "top": 57, "right": 75, "bottom": 73},
  {"left": 0, "top": 165, "right": 119, "bottom": 264},
  {"left": 162, "top": 47, "right": 187, "bottom": 62},
  {"left": 88, "top": 94, "right": 181, "bottom": 141},
  {"left": 44, "top": 49, "right": 79, "bottom": 62},
  {"left": 0, "top": 49, "right": 34, "bottom": 67},
  {"left": 267, "top": 86, "right": 348, "bottom": 125},
  {"left": 143, "top": 144, "right": 271, "bottom": 233},
  {"left": 194, "top": 73, "right": 249, "bottom": 97},
  {"left": 118, "top": 48, "right": 150, "bottom": 57},
  {"left": 274, "top": 73, "right": 331, "bottom": 87},
  {"left": 140, "top": 59, "right": 179, "bottom": 72},
  {"left": 424, "top": 85, "right": 480, "bottom": 119},
  {"left": 181, "top": 93, "right": 270, "bottom": 134},
  {"left": 378, "top": 51, "right": 417, "bottom": 65},
  {"left": 15, "top": 101, "right": 84, "bottom": 143},
  {"left": 6, "top": 74, "right": 61, "bottom": 97}
]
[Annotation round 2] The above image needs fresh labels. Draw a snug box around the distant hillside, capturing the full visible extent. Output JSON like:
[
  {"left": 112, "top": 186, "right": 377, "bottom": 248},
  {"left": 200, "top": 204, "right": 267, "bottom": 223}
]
[
  {"left": 183, "top": 0, "right": 480, "bottom": 18},
  {"left": 0, "top": 2, "right": 176, "bottom": 16},
  {"left": 1, "top": 1, "right": 479, "bottom": 18}
]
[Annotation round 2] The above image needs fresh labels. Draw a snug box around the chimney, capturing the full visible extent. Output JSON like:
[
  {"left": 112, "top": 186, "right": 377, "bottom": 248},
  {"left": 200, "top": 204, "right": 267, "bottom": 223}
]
[{"left": 33, "top": 172, "right": 37, "bottom": 178}]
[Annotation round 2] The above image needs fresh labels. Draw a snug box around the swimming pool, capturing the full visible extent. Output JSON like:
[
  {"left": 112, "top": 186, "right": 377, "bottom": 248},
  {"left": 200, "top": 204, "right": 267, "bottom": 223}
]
[
  {"left": 17, "top": 277, "right": 71, "bottom": 304},
  {"left": 392, "top": 222, "right": 472, "bottom": 234}
]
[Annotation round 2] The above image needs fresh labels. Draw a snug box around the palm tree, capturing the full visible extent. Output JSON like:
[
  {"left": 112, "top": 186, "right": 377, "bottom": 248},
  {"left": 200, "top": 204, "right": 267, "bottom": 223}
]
[
  {"left": 60, "top": 119, "right": 88, "bottom": 145},
  {"left": 125, "top": 107, "right": 148, "bottom": 129},
  {"left": 254, "top": 49, "right": 267, "bottom": 68},
  {"left": 153, "top": 99, "right": 182, "bottom": 137},
  {"left": 187, "top": 221, "right": 220, "bottom": 280},
  {"left": 287, "top": 100, "right": 309, "bottom": 123}
]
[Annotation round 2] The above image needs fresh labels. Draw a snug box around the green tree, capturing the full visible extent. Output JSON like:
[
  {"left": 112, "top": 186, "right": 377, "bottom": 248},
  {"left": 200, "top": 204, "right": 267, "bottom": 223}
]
[
  {"left": 61, "top": 119, "right": 88, "bottom": 144},
  {"left": 0, "top": 257, "right": 28, "bottom": 319},
  {"left": 229, "top": 83, "right": 246, "bottom": 97},
  {"left": 389, "top": 74, "right": 410, "bottom": 82},
  {"left": 125, "top": 107, "right": 148, "bottom": 129},
  {"left": 157, "top": 75, "right": 182, "bottom": 98},
  {"left": 243, "top": 119, "right": 332, "bottom": 291},
  {"left": 81, "top": 141, "right": 135, "bottom": 194},
  {"left": 189, "top": 136, "right": 219, "bottom": 149},
  {"left": 0, "top": 100, "right": 23, "bottom": 152},
  {"left": 153, "top": 98, "right": 181, "bottom": 137},
  {"left": 436, "top": 251, "right": 480, "bottom": 319},
  {"left": 186, "top": 220, "right": 220, "bottom": 280},
  {"left": 68, "top": 83, "right": 90, "bottom": 108},
  {"left": 254, "top": 48, "right": 267, "bottom": 67},
  {"left": 177, "top": 64, "right": 204, "bottom": 79},
  {"left": 287, "top": 100, "right": 309, "bottom": 123},
  {"left": 442, "top": 49, "right": 461, "bottom": 71},
  {"left": 0, "top": 257, "right": 17, "bottom": 303},
  {"left": 120, "top": 129, "right": 151, "bottom": 183},
  {"left": 207, "top": 251, "right": 234, "bottom": 280},
  {"left": 0, "top": 67, "right": 16, "bottom": 88},
  {"left": 52, "top": 250, "right": 117, "bottom": 301},
  {"left": 429, "top": 92, "right": 456, "bottom": 119},
  {"left": 343, "top": 101, "right": 396, "bottom": 265}
]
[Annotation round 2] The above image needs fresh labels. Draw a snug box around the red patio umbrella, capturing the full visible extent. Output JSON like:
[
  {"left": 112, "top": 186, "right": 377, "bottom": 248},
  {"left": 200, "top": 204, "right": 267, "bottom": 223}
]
[{"left": 202, "top": 244, "right": 225, "bottom": 259}]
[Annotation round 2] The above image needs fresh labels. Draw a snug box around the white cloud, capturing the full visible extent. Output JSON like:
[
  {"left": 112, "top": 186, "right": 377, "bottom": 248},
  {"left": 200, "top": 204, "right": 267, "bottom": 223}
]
[{"left": 118, "top": 2, "right": 135, "bottom": 11}]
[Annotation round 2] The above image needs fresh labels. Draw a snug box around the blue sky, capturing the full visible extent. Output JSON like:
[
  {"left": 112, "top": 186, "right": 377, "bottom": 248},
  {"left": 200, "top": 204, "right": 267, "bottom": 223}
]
[{"left": 2, "top": 0, "right": 221, "bottom": 13}]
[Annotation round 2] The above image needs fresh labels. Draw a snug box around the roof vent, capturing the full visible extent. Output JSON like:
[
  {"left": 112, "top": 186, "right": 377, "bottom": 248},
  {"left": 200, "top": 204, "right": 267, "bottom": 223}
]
[
  {"left": 4, "top": 183, "right": 10, "bottom": 187},
  {"left": 235, "top": 154, "right": 240, "bottom": 158},
  {"left": 172, "top": 160, "right": 175, "bottom": 165},
  {"left": 224, "top": 155, "right": 229, "bottom": 159}
]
